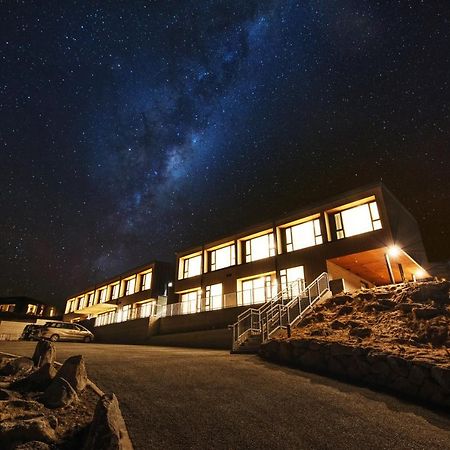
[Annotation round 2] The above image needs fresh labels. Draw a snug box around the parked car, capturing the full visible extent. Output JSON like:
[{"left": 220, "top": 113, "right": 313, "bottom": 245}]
[
  {"left": 38, "top": 321, "right": 94, "bottom": 343},
  {"left": 20, "top": 324, "right": 44, "bottom": 341}
]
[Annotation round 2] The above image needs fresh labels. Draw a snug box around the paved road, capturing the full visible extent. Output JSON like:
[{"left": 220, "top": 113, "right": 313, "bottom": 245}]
[{"left": 1, "top": 342, "right": 449, "bottom": 450}]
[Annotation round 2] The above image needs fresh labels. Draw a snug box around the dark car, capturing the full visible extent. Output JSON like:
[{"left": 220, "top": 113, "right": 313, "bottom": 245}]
[{"left": 20, "top": 324, "right": 44, "bottom": 341}]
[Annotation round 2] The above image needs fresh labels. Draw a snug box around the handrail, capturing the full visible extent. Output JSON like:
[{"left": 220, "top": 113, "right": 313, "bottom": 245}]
[{"left": 231, "top": 272, "right": 330, "bottom": 350}]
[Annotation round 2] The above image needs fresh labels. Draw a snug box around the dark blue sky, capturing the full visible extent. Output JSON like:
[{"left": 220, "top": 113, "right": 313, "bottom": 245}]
[{"left": 1, "top": 1, "right": 449, "bottom": 306}]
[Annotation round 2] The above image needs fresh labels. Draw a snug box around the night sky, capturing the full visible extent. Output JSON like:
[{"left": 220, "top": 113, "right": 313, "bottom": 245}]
[{"left": 1, "top": 1, "right": 449, "bottom": 308}]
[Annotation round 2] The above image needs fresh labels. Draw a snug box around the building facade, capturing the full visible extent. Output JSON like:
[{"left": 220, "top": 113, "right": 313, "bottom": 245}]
[
  {"left": 174, "top": 183, "right": 429, "bottom": 315},
  {"left": 64, "top": 261, "right": 173, "bottom": 326}
]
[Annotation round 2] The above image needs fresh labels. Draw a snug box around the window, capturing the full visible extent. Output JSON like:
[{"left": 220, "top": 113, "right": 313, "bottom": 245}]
[
  {"left": 111, "top": 283, "right": 120, "bottom": 300},
  {"left": 87, "top": 292, "right": 94, "bottom": 307},
  {"left": 244, "top": 233, "right": 276, "bottom": 263},
  {"left": 98, "top": 288, "right": 107, "bottom": 303},
  {"left": 209, "top": 244, "right": 235, "bottom": 271},
  {"left": 334, "top": 201, "right": 382, "bottom": 239},
  {"left": 205, "top": 284, "right": 223, "bottom": 310},
  {"left": 117, "top": 304, "right": 131, "bottom": 322},
  {"left": 280, "top": 266, "right": 305, "bottom": 298},
  {"left": 125, "top": 277, "right": 136, "bottom": 296},
  {"left": 140, "top": 301, "right": 154, "bottom": 318},
  {"left": 27, "top": 304, "right": 38, "bottom": 314},
  {"left": 0, "top": 304, "right": 15, "bottom": 312},
  {"left": 179, "top": 254, "right": 202, "bottom": 279},
  {"left": 181, "top": 290, "right": 201, "bottom": 314},
  {"left": 77, "top": 296, "right": 86, "bottom": 310},
  {"left": 240, "top": 275, "right": 274, "bottom": 306},
  {"left": 141, "top": 272, "right": 152, "bottom": 291},
  {"left": 285, "top": 219, "right": 322, "bottom": 252}
]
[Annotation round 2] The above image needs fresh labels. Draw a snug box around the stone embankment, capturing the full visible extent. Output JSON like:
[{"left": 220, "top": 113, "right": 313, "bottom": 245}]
[
  {"left": 0, "top": 341, "right": 132, "bottom": 450},
  {"left": 260, "top": 281, "right": 450, "bottom": 408}
]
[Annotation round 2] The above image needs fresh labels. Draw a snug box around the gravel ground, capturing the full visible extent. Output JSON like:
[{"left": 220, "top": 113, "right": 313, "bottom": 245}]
[{"left": 1, "top": 341, "right": 449, "bottom": 450}]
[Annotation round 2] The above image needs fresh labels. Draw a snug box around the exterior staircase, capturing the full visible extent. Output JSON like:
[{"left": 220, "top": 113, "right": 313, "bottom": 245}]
[{"left": 230, "top": 272, "right": 330, "bottom": 354}]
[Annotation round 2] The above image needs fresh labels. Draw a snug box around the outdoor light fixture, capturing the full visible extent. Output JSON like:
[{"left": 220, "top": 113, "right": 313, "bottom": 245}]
[
  {"left": 415, "top": 269, "right": 426, "bottom": 279},
  {"left": 388, "top": 245, "right": 401, "bottom": 258}
]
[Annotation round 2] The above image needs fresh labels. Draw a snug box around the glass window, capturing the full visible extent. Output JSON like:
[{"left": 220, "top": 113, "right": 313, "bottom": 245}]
[
  {"left": 77, "top": 296, "right": 85, "bottom": 310},
  {"left": 98, "top": 288, "right": 107, "bottom": 303},
  {"left": 111, "top": 283, "right": 120, "bottom": 300},
  {"left": 87, "top": 292, "right": 94, "bottom": 307},
  {"left": 209, "top": 244, "right": 235, "bottom": 271},
  {"left": 179, "top": 254, "right": 202, "bottom": 279},
  {"left": 244, "top": 233, "right": 276, "bottom": 263},
  {"left": 205, "top": 283, "right": 223, "bottom": 310},
  {"left": 240, "top": 275, "right": 274, "bottom": 306},
  {"left": 181, "top": 290, "right": 201, "bottom": 314},
  {"left": 334, "top": 201, "right": 382, "bottom": 239},
  {"left": 285, "top": 219, "right": 322, "bottom": 252},
  {"left": 141, "top": 272, "right": 152, "bottom": 291},
  {"left": 125, "top": 277, "right": 136, "bottom": 296},
  {"left": 280, "top": 266, "right": 305, "bottom": 298}
]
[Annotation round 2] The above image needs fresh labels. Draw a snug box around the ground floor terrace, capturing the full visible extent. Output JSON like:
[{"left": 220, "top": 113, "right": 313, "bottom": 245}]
[{"left": 1, "top": 341, "right": 449, "bottom": 450}]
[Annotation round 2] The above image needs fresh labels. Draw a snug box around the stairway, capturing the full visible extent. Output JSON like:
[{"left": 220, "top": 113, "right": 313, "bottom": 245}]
[{"left": 230, "top": 272, "right": 330, "bottom": 354}]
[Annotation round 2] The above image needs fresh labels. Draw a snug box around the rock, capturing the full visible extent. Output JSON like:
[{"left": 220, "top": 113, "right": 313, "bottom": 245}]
[
  {"left": 337, "top": 305, "right": 353, "bottom": 316},
  {"left": 54, "top": 355, "right": 87, "bottom": 393},
  {"left": 0, "top": 388, "right": 20, "bottom": 400},
  {"left": 330, "top": 319, "right": 346, "bottom": 329},
  {"left": 408, "top": 365, "right": 427, "bottom": 386},
  {"left": 41, "top": 377, "right": 78, "bottom": 408},
  {"left": 413, "top": 307, "right": 443, "bottom": 320},
  {"left": 410, "top": 282, "right": 449, "bottom": 305},
  {"left": 332, "top": 295, "right": 352, "bottom": 305},
  {"left": 32, "top": 341, "right": 56, "bottom": 368},
  {"left": 358, "top": 292, "right": 376, "bottom": 301},
  {"left": 14, "top": 441, "right": 51, "bottom": 450},
  {"left": 430, "top": 366, "right": 450, "bottom": 392},
  {"left": 0, "top": 417, "right": 57, "bottom": 448},
  {"left": 349, "top": 327, "right": 371, "bottom": 338},
  {"left": 0, "top": 357, "right": 34, "bottom": 376},
  {"left": 84, "top": 393, "right": 133, "bottom": 450},
  {"left": 377, "top": 298, "right": 396, "bottom": 309},
  {"left": 11, "top": 363, "right": 56, "bottom": 392}
]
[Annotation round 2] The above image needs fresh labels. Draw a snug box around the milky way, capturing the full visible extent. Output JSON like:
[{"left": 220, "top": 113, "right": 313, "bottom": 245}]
[{"left": 1, "top": 1, "right": 449, "bottom": 306}]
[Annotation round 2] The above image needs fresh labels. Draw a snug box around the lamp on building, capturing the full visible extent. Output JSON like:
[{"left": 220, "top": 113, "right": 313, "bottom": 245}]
[{"left": 387, "top": 245, "right": 401, "bottom": 258}]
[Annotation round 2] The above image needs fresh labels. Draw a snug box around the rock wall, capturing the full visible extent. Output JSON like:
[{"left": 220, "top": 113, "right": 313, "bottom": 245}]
[{"left": 260, "top": 338, "right": 450, "bottom": 409}]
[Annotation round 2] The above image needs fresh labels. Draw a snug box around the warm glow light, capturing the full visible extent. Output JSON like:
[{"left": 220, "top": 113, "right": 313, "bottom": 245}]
[
  {"left": 415, "top": 269, "right": 426, "bottom": 279},
  {"left": 388, "top": 245, "right": 401, "bottom": 258}
]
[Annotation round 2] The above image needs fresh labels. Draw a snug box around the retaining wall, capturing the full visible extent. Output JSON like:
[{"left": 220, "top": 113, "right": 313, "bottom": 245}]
[{"left": 260, "top": 338, "right": 450, "bottom": 409}]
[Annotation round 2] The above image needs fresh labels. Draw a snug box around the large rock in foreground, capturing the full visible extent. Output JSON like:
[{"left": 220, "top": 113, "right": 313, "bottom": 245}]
[
  {"left": 0, "top": 416, "right": 57, "bottom": 448},
  {"left": 11, "top": 363, "right": 56, "bottom": 392},
  {"left": 54, "top": 355, "right": 87, "bottom": 393},
  {"left": 32, "top": 341, "right": 56, "bottom": 368},
  {"left": 41, "top": 377, "right": 79, "bottom": 409},
  {"left": 84, "top": 394, "right": 133, "bottom": 450}
]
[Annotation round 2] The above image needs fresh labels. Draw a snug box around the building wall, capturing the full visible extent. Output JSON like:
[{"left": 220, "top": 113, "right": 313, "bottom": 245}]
[
  {"left": 326, "top": 260, "right": 374, "bottom": 292},
  {"left": 93, "top": 317, "right": 152, "bottom": 344}
]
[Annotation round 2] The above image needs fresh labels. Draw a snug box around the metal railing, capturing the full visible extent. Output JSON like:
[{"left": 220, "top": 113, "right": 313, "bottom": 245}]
[{"left": 231, "top": 273, "right": 329, "bottom": 350}]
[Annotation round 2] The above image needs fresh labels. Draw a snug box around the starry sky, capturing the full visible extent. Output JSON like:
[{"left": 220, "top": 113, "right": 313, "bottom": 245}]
[{"left": 1, "top": 1, "right": 449, "bottom": 308}]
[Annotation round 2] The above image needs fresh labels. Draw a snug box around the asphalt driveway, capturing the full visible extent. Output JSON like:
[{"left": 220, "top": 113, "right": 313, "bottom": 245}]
[{"left": 1, "top": 342, "right": 449, "bottom": 450}]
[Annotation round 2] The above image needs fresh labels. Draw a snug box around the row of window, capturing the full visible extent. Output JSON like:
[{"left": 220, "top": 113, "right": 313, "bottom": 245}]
[
  {"left": 178, "top": 200, "right": 382, "bottom": 280},
  {"left": 179, "top": 265, "right": 305, "bottom": 314},
  {"left": 95, "top": 300, "right": 155, "bottom": 327},
  {"left": 66, "top": 270, "right": 153, "bottom": 314}
]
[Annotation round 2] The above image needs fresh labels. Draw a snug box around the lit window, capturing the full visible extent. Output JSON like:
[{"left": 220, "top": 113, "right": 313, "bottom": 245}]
[
  {"left": 140, "top": 301, "right": 154, "bottom": 318},
  {"left": 117, "top": 304, "right": 131, "bottom": 322},
  {"left": 86, "top": 292, "right": 94, "bottom": 306},
  {"left": 209, "top": 244, "right": 235, "bottom": 271},
  {"left": 334, "top": 201, "right": 382, "bottom": 239},
  {"left": 240, "top": 275, "right": 274, "bottom": 305},
  {"left": 111, "top": 283, "right": 120, "bottom": 300},
  {"left": 125, "top": 277, "right": 136, "bottom": 296},
  {"left": 285, "top": 219, "right": 322, "bottom": 252},
  {"left": 98, "top": 288, "right": 107, "bottom": 303},
  {"left": 27, "top": 304, "right": 38, "bottom": 314},
  {"left": 244, "top": 233, "right": 276, "bottom": 263},
  {"left": 141, "top": 272, "right": 152, "bottom": 290},
  {"left": 181, "top": 290, "right": 201, "bottom": 314},
  {"left": 77, "top": 296, "right": 85, "bottom": 310},
  {"left": 280, "top": 266, "right": 305, "bottom": 298},
  {"left": 65, "top": 299, "right": 75, "bottom": 314},
  {"left": 179, "top": 254, "right": 202, "bottom": 279},
  {"left": 205, "top": 283, "right": 223, "bottom": 310}
]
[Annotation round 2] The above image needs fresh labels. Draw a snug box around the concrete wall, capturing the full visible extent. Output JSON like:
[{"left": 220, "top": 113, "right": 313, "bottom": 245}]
[
  {"left": 148, "top": 328, "right": 231, "bottom": 350},
  {"left": 93, "top": 317, "right": 151, "bottom": 344}
]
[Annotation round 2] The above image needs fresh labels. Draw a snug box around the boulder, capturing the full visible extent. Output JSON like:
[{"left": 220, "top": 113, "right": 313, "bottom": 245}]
[
  {"left": 0, "top": 357, "right": 34, "bottom": 377},
  {"left": 413, "top": 307, "right": 443, "bottom": 320},
  {"left": 330, "top": 319, "right": 346, "bottom": 330},
  {"left": 54, "top": 355, "right": 87, "bottom": 393},
  {"left": 11, "top": 363, "right": 56, "bottom": 392},
  {"left": 410, "top": 282, "right": 449, "bottom": 305},
  {"left": 337, "top": 305, "right": 353, "bottom": 316},
  {"left": 0, "top": 416, "right": 57, "bottom": 447},
  {"left": 0, "top": 388, "right": 20, "bottom": 401},
  {"left": 32, "top": 341, "right": 56, "bottom": 368},
  {"left": 41, "top": 377, "right": 78, "bottom": 409},
  {"left": 349, "top": 327, "right": 371, "bottom": 339},
  {"left": 84, "top": 393, "right": 133, "bottom": 450}
]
